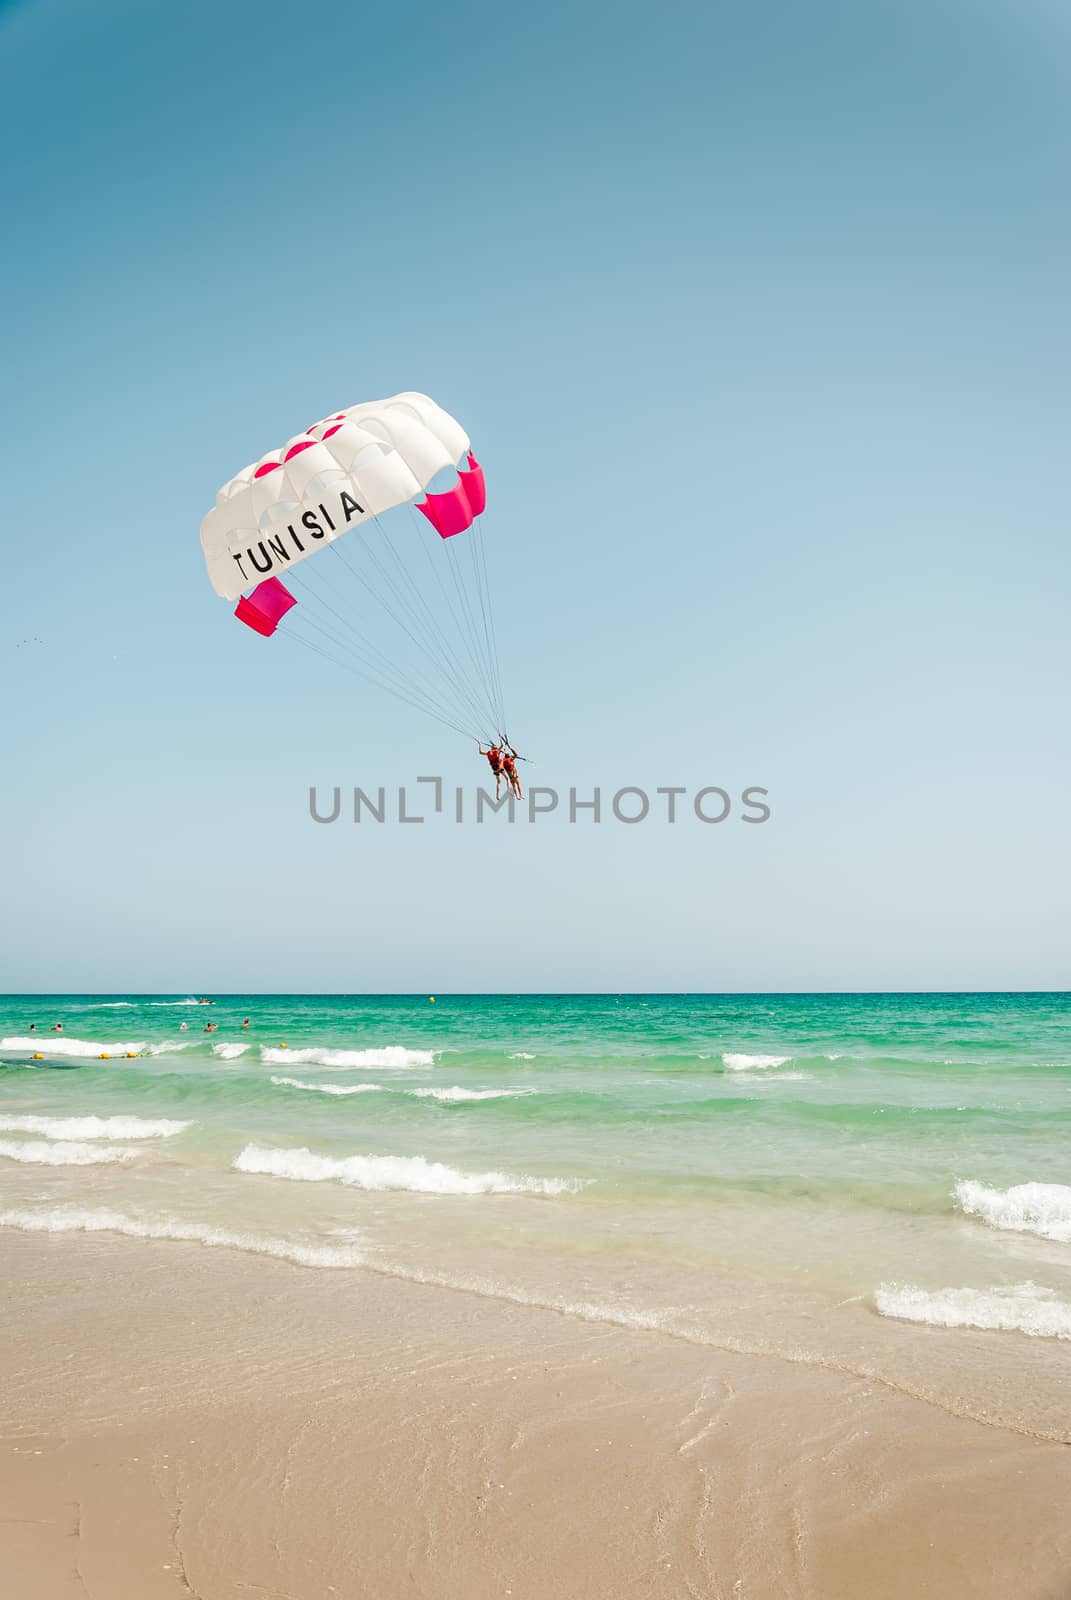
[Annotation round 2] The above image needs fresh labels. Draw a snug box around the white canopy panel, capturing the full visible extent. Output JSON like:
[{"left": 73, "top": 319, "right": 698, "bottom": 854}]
[{"left": 200, "top": 392, "right": 470, "bottom": 599}]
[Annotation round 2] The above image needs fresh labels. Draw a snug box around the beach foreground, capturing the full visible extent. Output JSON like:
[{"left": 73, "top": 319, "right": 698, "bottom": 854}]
[{"left": 3, "top": 1229, "right": 1069, "bottom": 1600}]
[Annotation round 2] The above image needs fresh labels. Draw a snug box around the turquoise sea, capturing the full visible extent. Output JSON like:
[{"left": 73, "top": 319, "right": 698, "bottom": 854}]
[{"left": 2, "top": 993, "right": 1069, "bottom": 1438}]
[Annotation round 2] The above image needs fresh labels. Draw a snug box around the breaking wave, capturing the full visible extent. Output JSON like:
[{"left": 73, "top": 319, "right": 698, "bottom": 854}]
[
  {"left": 409, "top": 1086, "right": 536, "bottom": 1102},
  {"left": 259, "top": 1045, "right": 436, "bottom": 1069},
  {"left": 0, "top": 1114, "right": 190, "bottom": 1140},
  {"left": 212, "top": 1041, "right": 249, "bottom": 1060},
  {"left": 509, "top": 1052, "right": 536, "bottom": 1060},
  {"left": 955, "top": 1180, "right": 1071, "bottom": 1244},
  {"left": 0, "top": 1207, "right": 365, "bottom": 1269},
  {"left": 0, "top": 1139, "right": 139, "bottom": 1166},
  {"left": 0, "top": 1035, "right": 146, "bottom": 1058},
  {"left": 233, "top": 1143, "right": 584, "bottom": 1196},
  {"left": 270, "top": 1077, "right": 384, "bottom": 1096},
  {"left": 875, "top": 1280, "right": 1071, "bottom": 1340},
  {"left": 722, "top": 1053, "right": 792, "bottom": 1071},
  {"left": 268, "top": 1079, "right": 535, "bottom": 1104},
  {"left": 732, "top": 1070, "right": 813, "bottom": 1083}
]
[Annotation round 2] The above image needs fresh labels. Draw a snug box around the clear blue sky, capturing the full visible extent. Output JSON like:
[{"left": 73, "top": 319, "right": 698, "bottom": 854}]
[{"left": 2, "top": 0, "right": 1068, "bottom": 991}]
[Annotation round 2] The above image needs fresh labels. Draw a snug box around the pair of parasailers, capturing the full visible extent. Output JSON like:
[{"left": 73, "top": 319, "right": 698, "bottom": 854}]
[{"left": 477, "top": 739, "right": 524, "bottom": 800}]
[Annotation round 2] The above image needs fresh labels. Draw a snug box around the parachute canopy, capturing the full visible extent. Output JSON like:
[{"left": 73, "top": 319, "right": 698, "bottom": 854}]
[
  {"left": 201, "top": 392, "right": 481, "bottom": 600},
  {"left": 200, "top": 392, "right": 508, "bottom": 741}
]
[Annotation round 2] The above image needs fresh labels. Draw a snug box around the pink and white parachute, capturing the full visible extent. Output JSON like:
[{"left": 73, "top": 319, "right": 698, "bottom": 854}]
[{"left": 200, "top": 393, "right": 505, "bottom": 739}]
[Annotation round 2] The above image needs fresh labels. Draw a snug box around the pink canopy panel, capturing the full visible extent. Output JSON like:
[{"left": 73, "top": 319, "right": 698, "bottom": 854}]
[
  {"left": 234, "top": 576, "right": 297, "bottom": 636},
  {"left": 417, "top": 453, "right": 486, "bottom": 539}
]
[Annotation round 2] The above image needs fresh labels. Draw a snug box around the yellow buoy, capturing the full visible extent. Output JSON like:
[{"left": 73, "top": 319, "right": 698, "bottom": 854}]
[
  {"left": 429, "top": 996, "right": 436, "bottom": 1004},
  {"left": 99, "top": 1052, "right": 110, "bottom": 1060},
  {"left": 126, "top": 1051, "right": 137, "bottom": 1058},
  {"left": 32, "top": 1052, "right": 44, "bottom": 1060},
  {"left": 279, "top": 1042, "right": 287, "bottom": 1048}
]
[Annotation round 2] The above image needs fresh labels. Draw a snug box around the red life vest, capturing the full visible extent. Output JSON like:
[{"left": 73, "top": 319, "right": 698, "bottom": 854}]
[
  {"left": 485, "top": 748, "right": 503, "bottom": 772},
  {"left": 502, "top": 753, "right": 516, "bottom": 774}
]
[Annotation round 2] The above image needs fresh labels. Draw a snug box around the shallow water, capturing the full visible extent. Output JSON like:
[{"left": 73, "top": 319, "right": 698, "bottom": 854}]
[{"left": 2, "top": 993, "right": 1069, "bottom": 1436}]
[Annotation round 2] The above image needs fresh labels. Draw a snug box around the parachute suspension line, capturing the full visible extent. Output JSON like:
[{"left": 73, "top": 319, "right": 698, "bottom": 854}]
[
  {"left": 467, "top": 514, "right": 507, "bottom": 735},
  {"left": 282, "top": 626, "right": 478, "bottom": 740},
  {"left": 440, "top": 528, "right": 488, "bottom": 690},
  {"left": 283, "top": 599, "right": 471, "bottom": 730},
  {"left": 326, "top": 518, "right": 480, "bottom": 726},
  {"left": 292, "top": 624, "right": 460, "bottom": 731},
  {"left": 408, "top": 505, "right": 500, "bottom": 738},
  {"left": 438, "top": 518, "right": 502, "bottom": 732},
  {"left": 474, "top": 515, "right": 507, "bottom": 731},
  {"left": 294, "top": 555, "right": 469, "bottom": 727},
  {"left": 288, "top": 564, "right": 414, "bottom": 684},
  {"left": 458, "top": 524, "right": 502, "bottom": 733},
  {"left": 285, "top": 567, "right": 467, "bottom": 732},
  {"left": 288, "top": 542, "right": 486, "bottom": 733},
  {"left": 287, "top": 600, "right": 471, "bottom": 733},
  {"left": 390, "top": 504, "right": 498, "bottom": 732},
  {"left": 464, "top": 520, "right": 497, "bottom": 721},
  {"left": 326, "top": 529, "right": 494, "bottom": 739},
  {"left": 369, "top": 513, "right": 499, "bottom": 737}
]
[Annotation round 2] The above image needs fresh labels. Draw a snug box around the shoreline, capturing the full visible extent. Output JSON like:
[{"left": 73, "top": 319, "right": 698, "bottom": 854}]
[
  {"left": 3, "top": 1228, "right": 1069, "bottom": 1598},
  {"left": 4, "top": 1194, "right": 1068, "bottom": 1448}
]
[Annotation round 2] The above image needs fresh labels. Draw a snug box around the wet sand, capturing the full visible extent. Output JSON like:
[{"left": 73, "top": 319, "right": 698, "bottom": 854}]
[{"left": 2, "top": 1229, "right": 1069, "bottom": 1599}]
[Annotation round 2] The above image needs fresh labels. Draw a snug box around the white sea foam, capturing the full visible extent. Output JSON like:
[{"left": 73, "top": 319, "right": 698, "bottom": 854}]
[
  {"left": 88, "top": 1001, "right": 135, "bottom": 1008},
  {"left": 0, "top": 1207, "right": 365, "bottom": 1269},
  {"left": 0, "top": 1206, "right": 677, "bottom": 1333},
  {"left": 271, "top": 1076, "right": 384, "bottom": 1096},
  {"left": 259, "top": 1046, "right": 436, "bottom": 1069},
  {"left": 0, "top": 1115, "right": 190, "bottom": 1140},
  {"left": 955, "top": 1180, "right": 1071, "bottom": 1244},
  {"left": 0, "top": 1035, "right": 146, "bottom": 1058},
  {"left": 269, "top": 1078, "right": 534, "bottom": 1103},
  {"left": 0, "top": 1139, "right": 139, "bottom": 1167},
  {"left": 145, "top": 1040, "right": 195, "bottom": 1055},
  {"left": 509, "top": 1052, "right": 536, "bottom": 1060},
  {"left": 149, "top": 998, "right": 204, "bottom": 1006},
  {"left": 234, "top": 1143, "right": 583, "bottom": 1196},
  {"left": 733, "top": 1071, "right": 813, "bottom": 1083},
  {"left": 875, "top": 1281, "right": 1071, "bottom": 1340},
  {"left": 722, "top": 1053, "right": 791, "bottom": 1071},
  {"left": 212, "top": 1041, "right": 249, "bottom": 1060},
  {"left": 409, "top": 1086, "right": 536, "bottom": 1102}
]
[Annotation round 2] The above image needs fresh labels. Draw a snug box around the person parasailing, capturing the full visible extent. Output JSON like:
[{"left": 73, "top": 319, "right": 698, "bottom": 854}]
[
  {"left": 477, "top": 739, "right": 505, "bottom": 798},
  {"left": 501, "top": 741, "right": 524, "bottom": 801}
]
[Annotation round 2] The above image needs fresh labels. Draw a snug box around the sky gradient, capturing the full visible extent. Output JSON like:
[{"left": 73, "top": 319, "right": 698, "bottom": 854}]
[{"left": 2, "top": 0, "right": 1068, "bottom": 991}]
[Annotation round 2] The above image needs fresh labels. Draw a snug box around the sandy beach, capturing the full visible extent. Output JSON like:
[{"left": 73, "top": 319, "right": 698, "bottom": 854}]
[{"left": 3, "top": 1227, "right": 1069, "bottom": 1600}]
